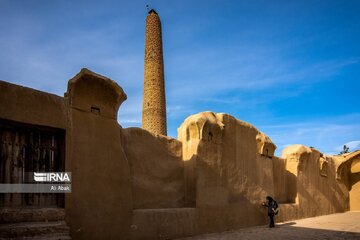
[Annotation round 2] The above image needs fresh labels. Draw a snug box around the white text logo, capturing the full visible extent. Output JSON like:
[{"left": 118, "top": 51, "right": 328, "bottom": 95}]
[{"left": 34, "top": 172, "right": 71, "bottom": 182}]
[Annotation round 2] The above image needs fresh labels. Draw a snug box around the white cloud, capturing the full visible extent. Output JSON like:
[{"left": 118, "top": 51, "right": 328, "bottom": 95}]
[
  {"left": 335, "top": 141, "right": 360, "bottom": 152},
  {"left": 166, "top": 42, "right": 359, "bottom": 101},
  {"left": 258, "top": 114, "right": 360, "bottom": 156}
]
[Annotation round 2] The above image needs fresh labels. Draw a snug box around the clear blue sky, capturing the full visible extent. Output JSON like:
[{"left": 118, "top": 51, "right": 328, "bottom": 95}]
[{"left": 1, "top": 0, "right": 359, "bottom": 155}]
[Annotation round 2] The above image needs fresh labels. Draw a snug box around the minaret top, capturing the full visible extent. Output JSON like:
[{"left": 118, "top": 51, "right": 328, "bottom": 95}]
[{"left": 148, "top": 9, "right": 158, "bottom": 15}]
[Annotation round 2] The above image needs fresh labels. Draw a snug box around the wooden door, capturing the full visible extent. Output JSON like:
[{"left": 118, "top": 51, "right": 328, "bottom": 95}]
[{"left": 0, "top": 119, "right": 65, "bottom": 207}]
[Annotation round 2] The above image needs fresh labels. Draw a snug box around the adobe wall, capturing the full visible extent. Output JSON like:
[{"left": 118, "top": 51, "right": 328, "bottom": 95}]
[
  {"left": 350, "top": 173, "right": 360, "bottom": 210},
  {"left": 175, "top": 112, "right": 355, "bottom": 236},
  {"left": 297, "top": 149, "right": 349, "bottom": 215},
  {"left": 348, "top": 153, "right": 360, "bottom": 211},
  {"left": 178, "top": 112, "right": 276, "bottom": 234},
  {"left": 272, "top": 156, "right": 288, "bottom": 203},
  {"left": 349, "top": 153, "right": 360, "bottom": 210},
  {"left": 121, "top": 127, "right": 184, "bottom": 209},
  {"left": 0, "top": 80, "right": 67, "bottom": 209},
  {"left": 0, "top": 69, "right": 135, "bottom": 240},
  {"left": 333, "top": 151, "right": 360, "bottom": 211},
  {"left": 0, "top": 69, "right": 187, "bottom": 240},
  {"left": 1, "top": 74, "right": 358, "bottom": 240},
  {"left": 129, "top": 208, "right": 196, "bottom": 240},
  {"left": 0, "top": 80, "right": 66, "bottom": 129},
  {"left": 277, "top": 145, "right": 350, "bottom": 222},
  {"left": 65, "top": 69, "right": 132, "bottom": 240}
]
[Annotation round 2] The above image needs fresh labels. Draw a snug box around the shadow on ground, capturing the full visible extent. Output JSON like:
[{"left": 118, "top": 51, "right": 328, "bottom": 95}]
[{"left": 176, "top": 225, "right": 360, "bottom": 240}]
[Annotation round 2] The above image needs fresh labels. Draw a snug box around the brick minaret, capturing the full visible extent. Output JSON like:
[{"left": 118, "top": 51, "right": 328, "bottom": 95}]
[{"left": 142, "top": 9, "right": 167, "bottom": 135}]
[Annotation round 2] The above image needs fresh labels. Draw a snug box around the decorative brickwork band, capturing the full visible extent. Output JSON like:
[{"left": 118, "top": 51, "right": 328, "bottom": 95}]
[{"left": 142, "top": 9, "right": 167, "bottom": 135}]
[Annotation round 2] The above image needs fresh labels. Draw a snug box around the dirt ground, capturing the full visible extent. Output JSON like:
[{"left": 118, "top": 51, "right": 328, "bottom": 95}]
[{"left": 177, "top": 211, "right": 360, "bottom": 240}]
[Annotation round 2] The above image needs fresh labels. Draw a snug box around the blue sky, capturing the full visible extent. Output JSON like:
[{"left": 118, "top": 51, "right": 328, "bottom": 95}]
[{"left": 0, "top": 0, "right": 359, "bottom": 155}]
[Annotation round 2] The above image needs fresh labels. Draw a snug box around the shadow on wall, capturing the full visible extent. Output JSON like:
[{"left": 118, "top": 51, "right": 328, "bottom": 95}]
[
  {"left": 121, "top": 127, "right": 185, "bottom": 209},
  {"left": 128, "top": 151, "right": 272, "bottom": 240},
  {"left": 277, "top": 145, "right": 350, "bottom": 222},
  {"left": 183, "top": 154, "right": 197, "bottom": 208},
  {"left": 336, "top": 151, "right": 360, "bottom": 211},
  {"left": 272, "top": 156, "right": 297, "bottom": 204},
  {"left": 350, "top": 173, "right": 360, "bottom": 210},
  {"left": 296, "top": 151, "right": 349, "bottom": 217},
  {"left": 194, "top": 153, "right": 271, "bottom": 233},
  {"left": 178, "top": 112, "right": 277, "bottom": 234},
  {"left": 286, "top": 171, "right": 297, "bottom": 204}
]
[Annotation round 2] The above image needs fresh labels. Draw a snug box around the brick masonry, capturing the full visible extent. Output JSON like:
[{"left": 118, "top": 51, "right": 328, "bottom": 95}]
[{"left": 142, "top": 10, "right": 167, "bottom": 135}]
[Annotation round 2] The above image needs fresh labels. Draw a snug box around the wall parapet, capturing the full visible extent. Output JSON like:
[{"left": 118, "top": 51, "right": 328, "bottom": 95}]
[{"left": 66, "top": 68, "right": 127, "bottom": 120}]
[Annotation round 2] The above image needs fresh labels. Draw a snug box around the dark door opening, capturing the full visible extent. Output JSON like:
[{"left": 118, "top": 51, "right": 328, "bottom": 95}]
[{"left": 0, "top": 119, "right": 65, "bottom": 208}]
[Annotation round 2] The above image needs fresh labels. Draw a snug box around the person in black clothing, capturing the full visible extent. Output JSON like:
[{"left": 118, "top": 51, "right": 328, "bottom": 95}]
[{"left": 261, "top": 196, "right": 276, "bottom": 228}]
